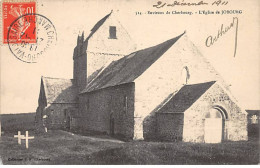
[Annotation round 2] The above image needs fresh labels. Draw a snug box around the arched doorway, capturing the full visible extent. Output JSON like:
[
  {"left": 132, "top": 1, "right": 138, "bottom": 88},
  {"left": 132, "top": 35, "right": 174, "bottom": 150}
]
[{"left": 204, "top": 108, "right": 226, "bottom": 143}]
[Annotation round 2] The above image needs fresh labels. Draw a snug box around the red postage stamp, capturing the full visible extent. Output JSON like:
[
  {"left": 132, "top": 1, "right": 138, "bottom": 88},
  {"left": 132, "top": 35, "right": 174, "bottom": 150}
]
[{"left": 2, "top": 0, "right": 36, "bottom": 44}]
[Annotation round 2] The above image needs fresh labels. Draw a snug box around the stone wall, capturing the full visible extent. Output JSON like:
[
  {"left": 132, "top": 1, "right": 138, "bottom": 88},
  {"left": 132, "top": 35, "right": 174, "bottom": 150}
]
[
  {"left": 182, "top": 83, "right": 247, "bottom": 142},
  {"left": 143, "top": 113, "right": 157, "bottom": 140},
  {"left": 87, "top": 13, "right": 136, "bottom": 79},
  {"left": 86, "top": 52, "right": 122, "bottom": 80},
  {"left": 156, "top": 113, "right": 184, "bottom": 141},
  {"left": 73, "top": 12, "right": 136, "bottom": 90},
  {"left": 78, "top": 82, "right": 135, "bottom": 140},
  {"left": 87, "top": 12, "right": 136, "bottom": 56},
  {"left": 86, "top": 12, "right": 136, "bottom": 79},
  {"left": 43, "top": 103, "right": 78, "bottom": 129}
]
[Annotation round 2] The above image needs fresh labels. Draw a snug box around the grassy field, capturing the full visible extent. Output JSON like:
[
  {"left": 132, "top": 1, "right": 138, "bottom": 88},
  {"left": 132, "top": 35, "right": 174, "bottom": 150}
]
[
  {"left": 0, "top": 130, "right": 259, "bottom": 165},
  {"left": 0, "top": 113, "right": 35, "bottom": 132}
]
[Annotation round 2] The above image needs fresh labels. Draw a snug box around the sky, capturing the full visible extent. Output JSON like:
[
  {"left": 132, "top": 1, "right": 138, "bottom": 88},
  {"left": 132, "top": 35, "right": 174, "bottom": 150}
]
[{"left": 1, "top": 0, "right": 259, "bottom": 114}]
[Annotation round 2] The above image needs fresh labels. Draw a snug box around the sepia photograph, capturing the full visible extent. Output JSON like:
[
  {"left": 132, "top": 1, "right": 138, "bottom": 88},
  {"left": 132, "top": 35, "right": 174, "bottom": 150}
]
[{"left": 0, "top": 0, "right": 259, "bottom": 165}]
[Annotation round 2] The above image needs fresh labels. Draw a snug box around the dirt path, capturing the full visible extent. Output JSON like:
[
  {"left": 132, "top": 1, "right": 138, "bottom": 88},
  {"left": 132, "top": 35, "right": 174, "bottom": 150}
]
[{"left": 64, "top": 130, "right": 124, "bottom": 143}]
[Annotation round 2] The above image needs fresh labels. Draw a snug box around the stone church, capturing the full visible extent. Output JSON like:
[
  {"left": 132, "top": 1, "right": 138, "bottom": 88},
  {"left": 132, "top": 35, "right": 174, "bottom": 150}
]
[{"left": 36, "top": 11, "right": 248, "bottom": 143}]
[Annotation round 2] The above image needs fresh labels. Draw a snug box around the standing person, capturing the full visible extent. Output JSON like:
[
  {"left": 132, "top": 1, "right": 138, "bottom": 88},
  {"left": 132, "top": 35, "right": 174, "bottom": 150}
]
[{"left": 42, "top": 115, "right": 48, "bottom": 133}]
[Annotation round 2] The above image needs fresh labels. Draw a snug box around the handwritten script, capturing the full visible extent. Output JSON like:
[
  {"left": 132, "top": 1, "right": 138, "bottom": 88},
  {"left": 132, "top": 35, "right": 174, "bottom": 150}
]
[
  {"left": 153, "top": 0, "right": 228, "bottom": 8},
  {"left": 205, "top": 17, "right": 238, "bottom": 57}
]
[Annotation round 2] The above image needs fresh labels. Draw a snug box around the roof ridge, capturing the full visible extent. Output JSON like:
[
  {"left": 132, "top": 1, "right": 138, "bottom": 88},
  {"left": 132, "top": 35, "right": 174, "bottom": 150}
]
[
  {"left": 86, "top": 11, "right": 112, "bottom": 40},
  {"left": 41, "top": 76, "right": 77, "bottom": 104},
  {"left": 133, "top": 31, "right": 186, "bottom": 54},
  {"left": 186, "top": 81, "right": 216, "bottom": 86},
  {"left": 246, "top": 110, "right": 260, "bottom": 112},
  {"left": 157, "top": 81, "right": 217, "bottom": 113},
  {"left": 41, "top": 76, "right": 73, "bottom": 80}
]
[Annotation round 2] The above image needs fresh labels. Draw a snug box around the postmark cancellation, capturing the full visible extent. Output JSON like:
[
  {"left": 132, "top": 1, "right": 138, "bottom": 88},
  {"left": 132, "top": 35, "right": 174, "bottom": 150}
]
[{"left": 1, "top": 0, "right": 57, "bottom": 63}]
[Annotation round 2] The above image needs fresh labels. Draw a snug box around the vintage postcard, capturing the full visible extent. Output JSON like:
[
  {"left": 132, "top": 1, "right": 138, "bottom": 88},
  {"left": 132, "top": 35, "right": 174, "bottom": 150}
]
[{"left": 0, "top": 0, "right": 259, "bottom": 165}]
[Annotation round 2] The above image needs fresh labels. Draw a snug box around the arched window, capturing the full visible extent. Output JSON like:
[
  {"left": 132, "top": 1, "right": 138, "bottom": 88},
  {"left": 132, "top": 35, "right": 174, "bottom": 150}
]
[{"left": 181, "top": 66, "right": 190, "bottom": 85}]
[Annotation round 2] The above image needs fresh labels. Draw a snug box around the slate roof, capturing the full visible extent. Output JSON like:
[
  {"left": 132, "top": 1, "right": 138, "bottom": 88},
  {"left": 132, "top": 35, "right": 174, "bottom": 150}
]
[
  {"left": 81, "top": 32, "right": 185, "bottom": 93},
  {"left": 42, "top": 77, "right": 78, "bottom": 104},
  {"left": 156, "top": 81, "right": 216, "bottom": 113}
]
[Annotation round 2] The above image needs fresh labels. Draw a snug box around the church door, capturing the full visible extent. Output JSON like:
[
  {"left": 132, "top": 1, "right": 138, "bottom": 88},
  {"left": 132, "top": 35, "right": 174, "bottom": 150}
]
[
  {"left": 66, "top": 115, "right": 70, "bottom": 130},
  {"left": 204, "top": 109, "right": 223, "bottom": 143},
  {"left": 64, "top": 110, "right": 70, "bottom": 130}
]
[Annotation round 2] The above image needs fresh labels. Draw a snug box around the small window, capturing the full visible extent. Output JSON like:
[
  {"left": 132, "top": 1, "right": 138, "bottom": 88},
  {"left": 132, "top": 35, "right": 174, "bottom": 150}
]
[
  {"left": 124, "top": 95, "right": 128, "bottom": 113},
  {"left": 109, "top": 26, "right": 117, "bottom": 39}
]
